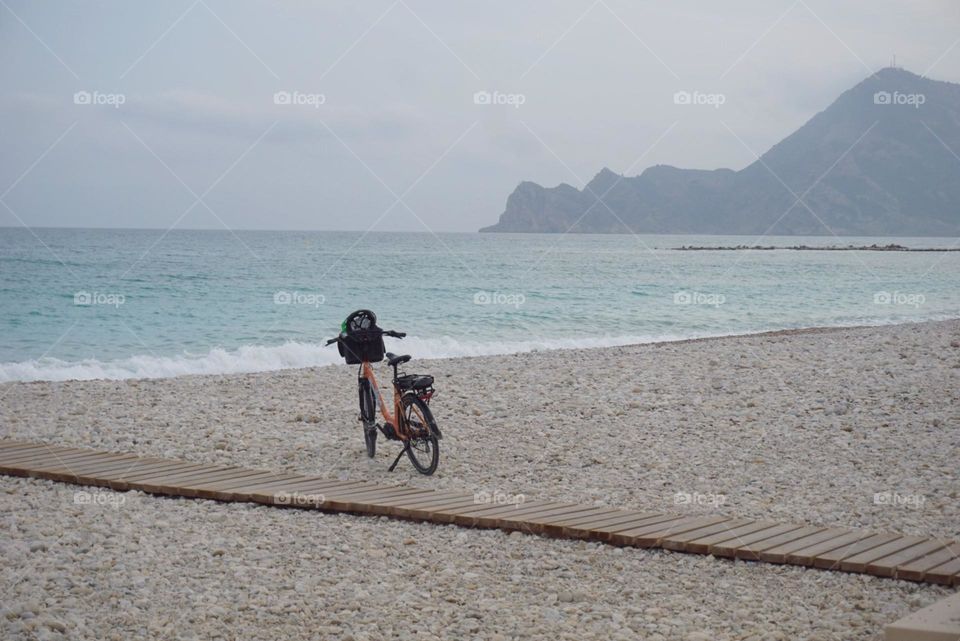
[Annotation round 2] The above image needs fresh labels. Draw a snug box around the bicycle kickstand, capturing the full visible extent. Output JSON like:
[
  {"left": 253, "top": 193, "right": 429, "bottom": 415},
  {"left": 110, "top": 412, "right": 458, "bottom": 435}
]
[{"left": 388, "top": 444, "right": 408, "bottom": 472}]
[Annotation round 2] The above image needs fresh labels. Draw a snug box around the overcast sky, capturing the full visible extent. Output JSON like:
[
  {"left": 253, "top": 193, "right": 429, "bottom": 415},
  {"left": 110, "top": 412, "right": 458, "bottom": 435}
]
[{"left": 1, "top": 1, "right": 958, "bottom": 232}]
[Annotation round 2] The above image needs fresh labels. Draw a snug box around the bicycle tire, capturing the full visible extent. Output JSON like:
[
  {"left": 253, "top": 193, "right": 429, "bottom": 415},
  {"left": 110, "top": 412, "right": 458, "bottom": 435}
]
[
  {"left": 402, "top": 394, "right": 439, "bottom": 475},
  {"left": 358, "top": 378, "right": 377, "bottom": 458}
]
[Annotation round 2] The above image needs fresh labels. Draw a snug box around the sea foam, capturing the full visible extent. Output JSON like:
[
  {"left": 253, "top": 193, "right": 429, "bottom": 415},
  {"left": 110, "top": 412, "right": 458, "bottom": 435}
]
[{"left": 0, "top": 334, "right": 683, "bottom": 382}]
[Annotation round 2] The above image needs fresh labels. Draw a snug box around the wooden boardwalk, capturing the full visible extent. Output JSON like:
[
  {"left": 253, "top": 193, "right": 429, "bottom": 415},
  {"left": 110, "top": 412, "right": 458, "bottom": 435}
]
[{"left": 2, "top": 439, "right": 958, "bottom": 586}]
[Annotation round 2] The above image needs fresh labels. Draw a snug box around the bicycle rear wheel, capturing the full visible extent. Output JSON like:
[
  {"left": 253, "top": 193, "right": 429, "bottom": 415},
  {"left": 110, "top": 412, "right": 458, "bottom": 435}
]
[
  {"left": 402, "top": 394, "right": 439, "bottom": 475},
  {"left": 358, "top": 378, "right": 377, "bottom": 458}
]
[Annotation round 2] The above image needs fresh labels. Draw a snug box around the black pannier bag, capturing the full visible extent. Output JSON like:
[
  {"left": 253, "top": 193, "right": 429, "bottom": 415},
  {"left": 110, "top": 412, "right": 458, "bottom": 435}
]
[{"left": 338, "top": 309, "right": 386, "bottom": 365}]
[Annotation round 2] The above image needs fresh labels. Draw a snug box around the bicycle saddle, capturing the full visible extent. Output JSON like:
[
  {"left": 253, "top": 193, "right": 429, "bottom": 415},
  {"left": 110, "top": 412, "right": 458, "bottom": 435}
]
[{"left": 385, "top": 352, "right": 411, "bottom": 366}]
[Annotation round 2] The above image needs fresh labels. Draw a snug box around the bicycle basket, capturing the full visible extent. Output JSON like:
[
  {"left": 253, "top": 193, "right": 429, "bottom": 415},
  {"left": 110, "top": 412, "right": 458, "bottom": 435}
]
[{"left": 337, "top": 309, "right": 385, "bottom": 365}]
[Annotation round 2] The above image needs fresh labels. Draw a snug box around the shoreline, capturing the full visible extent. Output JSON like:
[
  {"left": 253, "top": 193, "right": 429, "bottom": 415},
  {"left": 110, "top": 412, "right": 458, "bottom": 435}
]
[{"left": 3, "top": 317, "right": 958, "bottom": 384}]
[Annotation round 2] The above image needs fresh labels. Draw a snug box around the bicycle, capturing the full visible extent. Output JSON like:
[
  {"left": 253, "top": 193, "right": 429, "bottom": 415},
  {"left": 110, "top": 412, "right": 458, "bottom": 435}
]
[{"left": 326, "top": 310, "right": 442, "bottom": 475}]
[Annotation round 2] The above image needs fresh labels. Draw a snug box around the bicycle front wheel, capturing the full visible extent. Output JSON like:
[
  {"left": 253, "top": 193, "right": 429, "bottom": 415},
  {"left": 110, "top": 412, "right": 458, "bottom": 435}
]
[
  {"left": 358, "top": 378, "right": 377, "bottom": 458},
  {"left": 402, "top": 394, "right": 439, "bottom": 475}
]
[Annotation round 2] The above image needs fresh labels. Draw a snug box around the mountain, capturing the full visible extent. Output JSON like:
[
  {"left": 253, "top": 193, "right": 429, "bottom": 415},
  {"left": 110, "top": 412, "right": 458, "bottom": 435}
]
[{"left": 480, "top": 68, "right": 960, "bottom": 235}]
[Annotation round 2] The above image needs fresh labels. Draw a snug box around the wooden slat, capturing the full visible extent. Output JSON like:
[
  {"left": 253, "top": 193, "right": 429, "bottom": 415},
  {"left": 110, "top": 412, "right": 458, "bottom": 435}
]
[
  {"left": 661, "top": 518, "right": 757, "bottom": 552},
  {"left": 564, "top": 510, "right": 667, "bottom": 532},
  {"left": 320, "top": 484, "right": 420, "bottom": 504},
  {"left": 475, "top": 504, "right": 600, "bottom": 530},
  {"left": 0, "top": 438, "right": 955, "bottom": 586},
  {"left": 366, "top": 489, "right": 472, "bottom": 509},
  {"left": 319, "top": 483, "right": 409, "bottom": 500},
  {"left": 103, "top": 462, "right": 210, "bottom": 488},
  {"left": 0, "top": 449, "right": 112, "bottom": 469},
  {"left": 92, "top": 458, "right": 191, "bottom": 479},
  {"left": 530, "top": 507, "right": 628, "bottom": 536},
  {"left": 25, "top": 457, "right": 181, "bottom": 488},
  {"left": 127, "top": 464, "right": 238, "bottom": 486},
  {"left": 0, "top": 443, "right": 74, "bottom": 462},
  {"left": 0, "top": 445, "right": 94, "bottom": 461},
  {"left": 177, "top": 470, "right": 283, "bottom": 498},
  {"left": 518, "top": 504, "right": 614, "bottom": 525},
  {"left": 92, "top": 460, "right": 203, "bottom": 490},
  {"left": 3, "top": 453, "right": 142, "bottom": 481},
  {"left": 391, "top": 496, "right": 483, "bottom": 516},
  {"left": 435, "top": 498, "right": 557, "bottom": 519},
  {"left": 538, "top": 507, "right": 627, "bottom": 528},
  {"left": 190, "top": 473, "right": 312, "bottom": 499},
  {"left": 866, "top": 540, "right": 950, "bottom": 577},
  {"left": 628, "top": 516, "right": 734, "bottom": 548},
  {"left": 896, "top": 544, "right": 960, "bottom": 583},
  {"left": 372, "top": 490, "right": 473, "bottom": 508},
  {"left": 107, "top": 461, "right": 210, "bottom": 482},
  {"left": 362, "top": 488, "right": 439, "bottom": 506},
  {"left": 840, "top": 536, "right": 929, "bottom": 573},
  {"left": 137, "top": 468, "right": 256, "bottom": 495},
  {"left": 585, "top": 513, "right": 684, "bottom": 541},
  {"left": 684, "top": 520, "right": 781, "bottom": 555},
  {"left": 785, "top": 530, "right": 875, "bottom": 566},
  {"left": 608, "top": 515, "right": 707, "bottom": 546},
  {"left": 672, "top": 521, "right": 777, "bottom": 554},
  {"left": 757, "top": 528, "right": 855, "bottom": 564},
  {"left": 72, "top": 455, "right": 174, "bottom": 474},
  {"left": 923, "top": 556, "right": 960, "bottom": 586},
  {"left": 434, "top": 500, "right": 565, "bottom": 526},
  {"left": 321, "top": 487, "right": 429, "bottom": 512},
  {"left": 733, "top": 526, "right": 827, "bottom": 561},
  {"left": 812, "top": 532, "right": 902, "bottom": 569},
  {"left": 308, "top": 482, "right": 431, "bottom": 506},
  {"left": 222, "top": 476, "right": 350, "bottom": 501},
  {"left": 709, "top": 523, "right": 806, "bottom": 558},
  {"left": 100, "top": 458, "right": 192, "bottom": 477},
  {"left": 559, "top": 511, "right": 664, "bottom": 539},
  {"left": 373, "top": 492, "right": 480, "bottom": 518},
  {"left": 0, "top": 442, "right": 80, "bottom": 458},
  {"left": 25, "top": 453, "right": 144, "bottom": 475},
  {"left": 411, "top": 498, "right": 492, "bottom": 520},
  {"left": 346, "top": 488, "right": 453, "bottom": 514}
]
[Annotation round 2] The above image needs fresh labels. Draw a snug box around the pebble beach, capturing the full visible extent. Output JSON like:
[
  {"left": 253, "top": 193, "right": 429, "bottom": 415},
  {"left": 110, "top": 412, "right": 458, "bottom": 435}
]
[{"left": 2, "top": 319, "right": 959, "bottom": 640}]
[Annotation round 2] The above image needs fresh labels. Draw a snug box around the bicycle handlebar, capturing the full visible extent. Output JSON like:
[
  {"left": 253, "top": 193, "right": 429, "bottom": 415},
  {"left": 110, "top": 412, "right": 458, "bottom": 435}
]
[{"left": 325, "top": 329, "right": 405, "bottom": 346}]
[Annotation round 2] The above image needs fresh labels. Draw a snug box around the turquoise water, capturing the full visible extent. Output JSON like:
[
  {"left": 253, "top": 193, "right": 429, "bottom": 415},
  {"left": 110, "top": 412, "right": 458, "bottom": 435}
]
[{"left": 1, "top": 228, "right": 958, "bottom": 381}]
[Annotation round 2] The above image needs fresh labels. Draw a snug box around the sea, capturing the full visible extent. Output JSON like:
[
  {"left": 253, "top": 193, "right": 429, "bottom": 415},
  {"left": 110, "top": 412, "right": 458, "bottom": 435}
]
[{"left": 1, "top": 228, "right": 957, "bottom": 382}]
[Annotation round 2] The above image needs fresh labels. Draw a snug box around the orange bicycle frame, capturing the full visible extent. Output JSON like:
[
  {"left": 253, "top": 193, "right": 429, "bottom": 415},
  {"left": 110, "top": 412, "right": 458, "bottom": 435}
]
[{"left": 361, "top": 360, "right": 409, "bottom": 440}]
